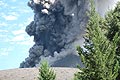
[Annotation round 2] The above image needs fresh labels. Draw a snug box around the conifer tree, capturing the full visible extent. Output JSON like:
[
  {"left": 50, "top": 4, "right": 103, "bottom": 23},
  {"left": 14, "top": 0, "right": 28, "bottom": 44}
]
[
  {"left": 74, "top": 0, "right": 119, "bottom": 80},
  {"left": 106, "top": 2, "right": 120, "bottom": 41},
  {"left": 105, "top": 2, "right": 120, "bottom": 80},
  {"left": 38, "top": 61, "right": 56, "bottom": 80}
]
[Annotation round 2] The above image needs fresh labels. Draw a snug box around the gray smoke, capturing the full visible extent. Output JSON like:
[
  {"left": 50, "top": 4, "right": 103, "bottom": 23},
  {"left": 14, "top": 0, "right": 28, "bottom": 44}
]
[{"left": 20, "top": 0, "right": 89, "bottom": 68}]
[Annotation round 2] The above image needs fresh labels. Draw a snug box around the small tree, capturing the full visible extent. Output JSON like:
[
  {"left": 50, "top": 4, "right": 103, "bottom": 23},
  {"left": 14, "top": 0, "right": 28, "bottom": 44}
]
[
  {"left": 74, "top": 0, "right": 119, "bottom": 80},
  {"left": 105, "top": 2, "right": 120, "bottom": 80},
  {"left": 38, "top": 61, "right": 56, "bottom": 80}
]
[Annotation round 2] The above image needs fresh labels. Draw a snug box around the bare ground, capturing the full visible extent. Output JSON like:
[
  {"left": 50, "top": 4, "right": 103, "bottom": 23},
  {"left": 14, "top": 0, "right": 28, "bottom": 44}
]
[{"left": 0, "top": 67, "right": 80, "bottom": 80}]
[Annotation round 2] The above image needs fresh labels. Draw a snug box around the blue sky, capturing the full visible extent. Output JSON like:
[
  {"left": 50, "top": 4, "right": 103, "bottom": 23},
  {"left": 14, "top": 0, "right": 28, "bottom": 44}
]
[{"left": 0, "top": 0, "right": 34, "bottom": 70}]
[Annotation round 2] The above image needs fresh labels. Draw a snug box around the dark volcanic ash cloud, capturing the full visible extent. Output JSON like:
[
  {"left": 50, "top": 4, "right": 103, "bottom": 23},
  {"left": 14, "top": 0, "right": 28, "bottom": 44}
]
[{"left": 20, "top": 0, "right": 89, "bottom": 68}]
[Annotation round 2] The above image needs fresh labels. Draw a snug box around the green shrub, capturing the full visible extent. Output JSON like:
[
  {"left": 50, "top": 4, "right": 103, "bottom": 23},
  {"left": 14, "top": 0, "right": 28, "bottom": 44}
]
[{"left": 38, "top": 61, "right": 56, "bottom": 80}]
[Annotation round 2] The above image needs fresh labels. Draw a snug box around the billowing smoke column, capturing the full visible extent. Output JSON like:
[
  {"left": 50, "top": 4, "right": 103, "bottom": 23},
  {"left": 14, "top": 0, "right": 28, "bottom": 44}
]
[
  {"left": 20, "top": 0, "right": 119, "bottom": 68},
  {"left": 19, "top": 0, "right": 89, "bottom": 68}
]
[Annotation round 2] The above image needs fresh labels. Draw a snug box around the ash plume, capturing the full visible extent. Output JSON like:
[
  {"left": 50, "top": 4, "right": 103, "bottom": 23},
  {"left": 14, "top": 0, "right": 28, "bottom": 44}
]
[{"left": 20, "top": 0, "right": 89, "bottom": 68}]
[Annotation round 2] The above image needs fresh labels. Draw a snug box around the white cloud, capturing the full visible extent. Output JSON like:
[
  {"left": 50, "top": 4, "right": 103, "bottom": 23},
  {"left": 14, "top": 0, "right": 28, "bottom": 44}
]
[
  {"left": 0, "top": 30, "right": 8, "bottom": 33},
  {"left": 10, "top": 6, "right": 17, "bottom": 9},
  {"left": 11, "top": 0, "right": 16, "bottom": 2},
  {"left": 11, "top": 34, "right": 26, "bottom": 42},
  {"left": 0, "top": 1, "right": 5, "bottom": 6},
  {"left": 18, "top": 7, "right": 33, "bottom": 14},
  {"left": 0, "top": 48, "right": 12, "bottom": 56},
  {"left": 9, "top": 16, "right": 34, "bottom": 45},
  {"left": 16, "top": 36, "right": 34, "bottom": 45},
  {"left": 0, "top": 22, "right": 8, "bottom": 27},
  {"left": 21, "top": 9, "right": 31, "bottom": 13},
  {"left": 0, "top": 34, "right": 11, "bottom": 43},
  {"left": 0, "top": 1, "right": 8, "bottom": 7},
  {"left": 2, "top": 15, "right": 18, "bottom": 20},
  {"left": 0, "top": 52, "right": 9, "bottom": 56},
  {"left": 9, "top": 12, "right": 19, "bottom": 17},
  {"left": 10, "top": 31, "right": 34, "bottom": 46},
  {"left": 12, "top": 30, "right": 25, "bottom": 35},
  {"left": 9, "top": 35, "right": 34, "bottom": 46},
  {"left": 1, "top": 12, "right": 18, "bottom": 21},
  {"left": 11, "top": 29, "right": 33, "bottom": 45}
]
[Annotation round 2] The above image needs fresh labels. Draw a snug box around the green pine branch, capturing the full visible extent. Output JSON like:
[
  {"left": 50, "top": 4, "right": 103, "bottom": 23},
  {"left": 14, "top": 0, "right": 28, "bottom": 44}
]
[
  {"left": 38, "top": 61, "right": 56, "bottom": 80},
  {"left": 74, "top": 0, "right": 119, "bottom": 80}
]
